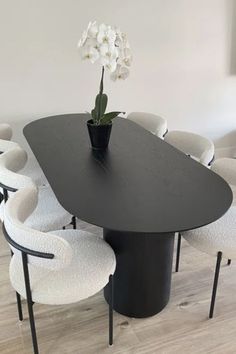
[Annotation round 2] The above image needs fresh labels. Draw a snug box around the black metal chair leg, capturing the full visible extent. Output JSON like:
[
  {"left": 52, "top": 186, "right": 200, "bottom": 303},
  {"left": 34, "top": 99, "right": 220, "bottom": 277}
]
[
  {"left": 27, "top": 300, "right": 38, "bottom": 354},
  {"left": 175, "top": 233, "right": 181, "bottom": 272},
  {"left": 227, "top": 259, "right": 231, "bottom": 266},
  {"left": 109, "top": 275, "right": 113, "bottom": 346},
  {"left": 72, "top": 216, "right": 76, "bottom": 229},
  {"left": 10, "top": 250, "right": 23, "bottom": 321},
  {"left": 22, "top": 252, "right": 39, "bottom": 354},
  {"left": 16, "top": 292, "right": 23, "bottom": 321},
  {"left": 209, "top": 251, "right": 222, "bottom": 319}
]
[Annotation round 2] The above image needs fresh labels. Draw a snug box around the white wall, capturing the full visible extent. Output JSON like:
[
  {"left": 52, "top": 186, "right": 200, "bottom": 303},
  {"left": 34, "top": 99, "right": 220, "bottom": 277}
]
[{"left": 0, "top": 0, "right": 236, "bottom": 154}]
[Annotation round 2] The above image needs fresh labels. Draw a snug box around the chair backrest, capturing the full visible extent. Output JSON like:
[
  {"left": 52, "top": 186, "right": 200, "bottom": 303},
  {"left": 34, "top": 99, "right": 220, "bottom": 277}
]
[
  {"left": 0, "top": 139, "right": 19, "bottom": 154},
  {"left": 127, "top": 112, "right": 167, "bottom": 138},
  {"left": 0, "top": 146, "right": 34, "bottom": 191},
  {"left": 3, "top": 186, "right": 72, "bottom": 270},
  {"left": 0, "top": 124, "right": 13, "bottom": 141},
  {"left": 212, "top": 158, "right": 236, "bottom": 186},
  {"left": 164, "top": 130, "right": 214, "bottom": 166}
]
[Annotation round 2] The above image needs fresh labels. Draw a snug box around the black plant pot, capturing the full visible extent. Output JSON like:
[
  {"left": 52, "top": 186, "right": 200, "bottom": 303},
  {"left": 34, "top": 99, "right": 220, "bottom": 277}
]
[{"left": 87, "top": 119, "right": 112, "bottom": 150}]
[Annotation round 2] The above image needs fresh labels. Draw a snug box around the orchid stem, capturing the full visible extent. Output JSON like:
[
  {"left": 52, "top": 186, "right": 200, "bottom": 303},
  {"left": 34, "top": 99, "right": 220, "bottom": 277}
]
[{"left": 99, "top": 66, "right": 104, "bottom": 95}]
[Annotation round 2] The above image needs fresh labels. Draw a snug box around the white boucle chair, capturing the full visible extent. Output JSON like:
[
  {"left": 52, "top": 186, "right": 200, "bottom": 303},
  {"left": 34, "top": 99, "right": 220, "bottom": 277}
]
[
  {"left": 165, "top": 131, "right": 215, "bottom": 272},
  {"left": 0, "top": 139, "right": 20, "bottom": 203},
  {"left": 127, "top": 112, "right": 168, "bottom": 138},
  {"left": 3, "top": 186, "right": 116, "bottom": 353},
  {"left": 0, "top": 140, "right": 47, "bottom": 191},
  {"left": 212, "top": 158, "right": 236, "bottom": 204},
  {"left": 19, "top": 153, "right": 48, "bottom": 187},
  {"left": 211, "top": 157, "right": 236, "bottom": 267},
  {"left": 0, "top": 122, "right": 47, "bottom": 187},
  {"left": 182, "top": 206, "right": 236, "bottom": 319},
  {"left": 0, "top": 123, "right": 13, "bottom": 141},
  {"left": 0, "top": 139, "right": 19, "bottom": 153},
  {"left": 0, "top": 146, "right": 72, "bottom": 232},
  {"left": 165, "top": 130, "right": 215, "bottom": 166}
]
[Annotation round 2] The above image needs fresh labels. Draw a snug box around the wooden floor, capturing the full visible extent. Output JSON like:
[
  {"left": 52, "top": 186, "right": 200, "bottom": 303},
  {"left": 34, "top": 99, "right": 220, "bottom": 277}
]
[{"left": 1, "top": 220, "right": 236, "bottom": 354}]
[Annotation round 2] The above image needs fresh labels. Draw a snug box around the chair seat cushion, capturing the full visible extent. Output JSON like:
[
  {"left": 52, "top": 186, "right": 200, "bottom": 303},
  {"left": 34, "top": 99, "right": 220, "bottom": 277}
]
[
  {"left": 183, "top": 206, "right": 236, "bottom": 259},
  {"left": 10, "top": 230, "right": 116, "bottom": 305},
  {"left": 0, "top": 186, "right": 72, "bottom": 231}
]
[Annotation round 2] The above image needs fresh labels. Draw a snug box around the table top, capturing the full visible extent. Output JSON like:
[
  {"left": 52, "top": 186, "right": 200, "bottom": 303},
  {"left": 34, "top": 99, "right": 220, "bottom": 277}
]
[{"left": 24, "top": 114, "right": 232, "bottom": 233}]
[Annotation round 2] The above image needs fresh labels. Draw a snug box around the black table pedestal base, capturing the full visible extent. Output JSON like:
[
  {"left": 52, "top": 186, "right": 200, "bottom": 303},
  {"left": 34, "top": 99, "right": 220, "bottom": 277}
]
[{"left": 104, "top": 229, "right": 175, "bottom": 318}]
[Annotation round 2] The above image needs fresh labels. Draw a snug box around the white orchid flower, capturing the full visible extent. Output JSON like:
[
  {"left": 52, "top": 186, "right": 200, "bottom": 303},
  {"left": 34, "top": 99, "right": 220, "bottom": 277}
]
[
  {"left": 85, "top": 37, "right": 100, "bottom": 51},
  {"left": 122, "top": 48, "right": 132, "bottom": 66},
  {"left": 78, "top": 21, "right": 97, "bottom": 47},
  {"left": 100, "top": 44, "right": 118, "bottom": 72},
  {"left": 110, "top": 64, "right": 130, "bottom": 81},
  {"left": 100, "top": 44, "right": 118, "bottom": 60},
  {"left": 81, "top": 46, "right": 100, "bottom": 63},
  {"left": 116, "top": 29, "right": 128, "bottom": 46},
  {"left": 97, "top": 24, "right": 116, "bottom": 46},
  {"left": 78, "top": 29, "right": 88, "bottom": 47},
  {"left": 114, "top": 28, "right": 122, "bottom": 45},
  {"left": 105, "top": 60, "right": 117, "bottom": 73},
  {"left": 88, "top": 21, "right": 98, "bottom": 38},
  {"left": 99, "top": 23, "right": 107, "bottom": 33},
  {"left": 123, "top": 39, "right": 130, "bottom": 49},
  {"left": 78, "top": 21, "right": 132, "bottom": 79}
]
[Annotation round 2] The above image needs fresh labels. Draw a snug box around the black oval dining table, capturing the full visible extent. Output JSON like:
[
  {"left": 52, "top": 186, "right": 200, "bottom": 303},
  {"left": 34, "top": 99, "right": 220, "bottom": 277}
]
[{"left": 24, "top": 113, "right": 232, "bottom": 318}]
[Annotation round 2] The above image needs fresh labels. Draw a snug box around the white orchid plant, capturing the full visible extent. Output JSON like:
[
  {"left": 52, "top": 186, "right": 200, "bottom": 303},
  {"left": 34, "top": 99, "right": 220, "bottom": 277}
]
[{"left": 78, "top": 21, "right": 132, "bottom": 125}]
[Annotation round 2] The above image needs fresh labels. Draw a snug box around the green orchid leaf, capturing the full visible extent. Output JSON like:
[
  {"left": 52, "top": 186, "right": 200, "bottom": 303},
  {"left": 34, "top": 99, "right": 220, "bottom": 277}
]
[
  {"left": 91, "top": 108, "right": 98, "bottom": 123},
  {"left": 95, "top": 93, "right": 108, "bottom": 118},
  {"left": 100, "top": 111, "right": 124, "bottom": 125}
]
